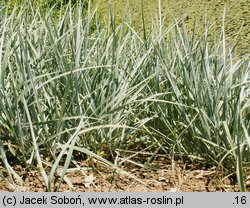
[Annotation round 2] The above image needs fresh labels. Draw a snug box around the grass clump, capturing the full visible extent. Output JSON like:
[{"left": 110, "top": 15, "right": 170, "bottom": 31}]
[{"left": 0, "top": 0, "right": 249, "bottom": 191}]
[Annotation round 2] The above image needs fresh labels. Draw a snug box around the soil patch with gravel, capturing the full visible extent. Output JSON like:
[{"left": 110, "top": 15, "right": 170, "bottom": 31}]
[{"left": 1, "top": 156, "right": 248, "bottom": 192}]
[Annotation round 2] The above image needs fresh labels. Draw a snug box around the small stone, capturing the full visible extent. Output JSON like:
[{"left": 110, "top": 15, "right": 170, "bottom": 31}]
[{"left": 6, "top": 183, "right": 15, "bottom": 192}]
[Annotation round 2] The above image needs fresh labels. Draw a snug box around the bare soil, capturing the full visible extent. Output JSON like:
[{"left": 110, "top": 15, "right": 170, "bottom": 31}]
[{"left": 1, "top": 156, "right": 249, "bottom": 192}]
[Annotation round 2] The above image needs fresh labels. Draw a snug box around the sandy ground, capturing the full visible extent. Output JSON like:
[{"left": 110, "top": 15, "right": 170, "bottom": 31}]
[{"left": 1, "top": 156, "right": 249, "bottom": 192}]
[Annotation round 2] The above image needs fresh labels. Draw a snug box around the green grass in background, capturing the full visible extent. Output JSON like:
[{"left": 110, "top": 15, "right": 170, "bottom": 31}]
[{"left": 95, "top": 0, "right": 250, "bottom": 57}]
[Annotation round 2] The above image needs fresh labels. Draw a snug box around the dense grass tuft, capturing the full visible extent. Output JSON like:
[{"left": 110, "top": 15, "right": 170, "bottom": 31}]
[{"left": 0, "top": 0, "right": 249, "bottom": 191}]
